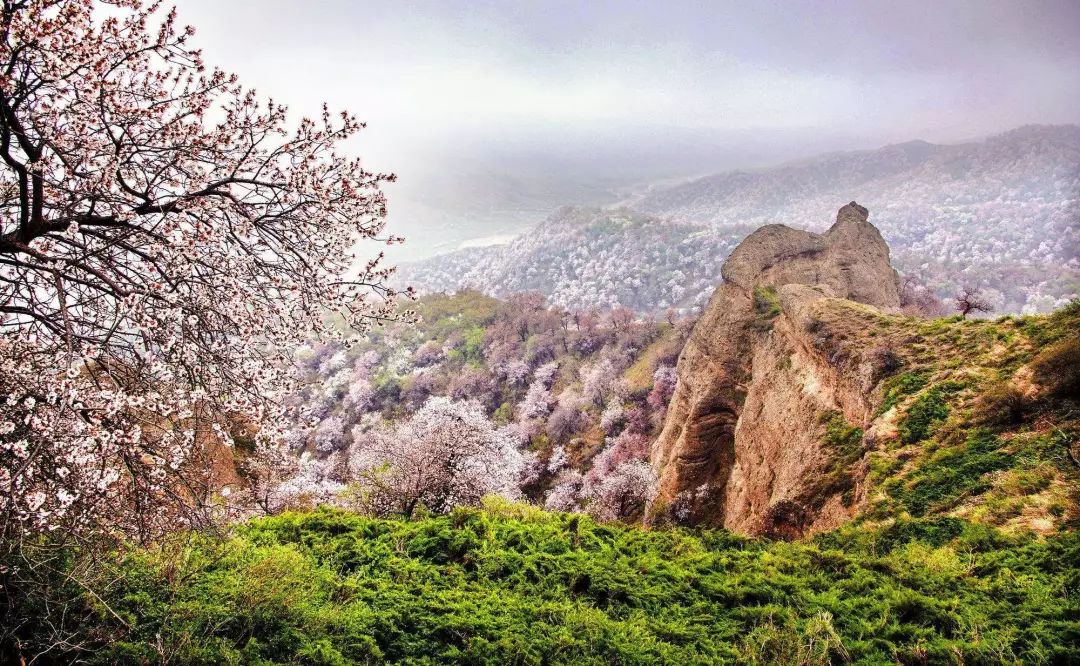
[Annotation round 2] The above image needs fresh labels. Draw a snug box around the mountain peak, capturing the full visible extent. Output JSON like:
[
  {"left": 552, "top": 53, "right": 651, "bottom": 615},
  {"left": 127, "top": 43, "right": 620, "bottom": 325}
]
[
  {"left": 834, "top": 200, "right": 869, "bottom": 224},
  {"left": 721, "top": 201, "right": 899, "bottom": 310}
]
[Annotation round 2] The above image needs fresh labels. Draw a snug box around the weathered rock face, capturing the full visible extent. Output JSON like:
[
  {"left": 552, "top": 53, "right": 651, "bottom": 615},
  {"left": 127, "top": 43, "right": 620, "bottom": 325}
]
[
  {"left": 649, "top": 202, "right": 901, "bottom": 536},
  {"left": 719, "top": 202, "right": 900, "bottom": 309}
]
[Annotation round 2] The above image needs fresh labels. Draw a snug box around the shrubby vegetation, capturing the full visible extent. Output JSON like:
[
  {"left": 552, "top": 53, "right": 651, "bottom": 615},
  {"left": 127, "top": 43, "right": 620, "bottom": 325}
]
[
  {"left": 856, "top": 300, "right": 1080, "bottom": 533},
  {"left": 752, "top": 285, "right": 783, "bottom": 329},
  {"left": 4, "top": 503, "right": 1078, "bottom": 664},
  {"left": 896, "top": 384, "right": 955, "bottom": 445}
]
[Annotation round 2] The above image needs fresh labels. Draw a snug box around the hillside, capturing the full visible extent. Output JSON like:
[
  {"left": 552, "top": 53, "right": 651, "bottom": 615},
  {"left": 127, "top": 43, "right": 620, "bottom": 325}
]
[
  {"left": 400, "top": 125, "right": 1080, "bottom": 314},
  {"left": 647, "top": 203, "right": 1080, "bottom": 538},
  {"left": 9, "top": 504, "right": 1077, "bottom": 664},
  {"left": 9, "top": 203, "right": 1080, "bottom": 661},
  {"left": 7, "top": 257, "right": 1080, "bottom": 664},
  {"left": 282, "top": 202, "right": 1080, "bottom": 536},
  {"left": 275, "top": 289, "right": 691, "bottom": 520},
  {"left": 397, "top": 207, "right": 727, "bottom": 314}
]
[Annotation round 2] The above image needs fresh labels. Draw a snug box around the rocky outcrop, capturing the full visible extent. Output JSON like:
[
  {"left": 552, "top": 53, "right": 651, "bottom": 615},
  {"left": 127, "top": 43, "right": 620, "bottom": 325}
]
[
  {"left": 719, "top": 202, "right": 900, "bottom": 309},
  {"left": 649, "top": 202, "right": 901, "bottom": 536}
]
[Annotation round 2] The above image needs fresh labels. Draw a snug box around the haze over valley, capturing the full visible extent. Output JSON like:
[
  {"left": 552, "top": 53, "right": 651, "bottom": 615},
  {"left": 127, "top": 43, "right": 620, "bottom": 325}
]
[
  {"left": 403, "top": 124, "right": 1080, "bottom": 315},
  {"left": 174, "top": 0, "right": 1080, "bottom": 261}
]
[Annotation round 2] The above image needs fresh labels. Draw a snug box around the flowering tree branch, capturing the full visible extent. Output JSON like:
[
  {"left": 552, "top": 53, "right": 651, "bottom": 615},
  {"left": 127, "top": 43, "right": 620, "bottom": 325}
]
[{"left": 0, "top": 0, "right": 412, "bottom": 541}]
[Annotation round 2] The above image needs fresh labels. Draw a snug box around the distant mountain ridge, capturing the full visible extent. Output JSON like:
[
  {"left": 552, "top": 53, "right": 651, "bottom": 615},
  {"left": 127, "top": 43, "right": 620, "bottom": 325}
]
[{"left": 400, "top": 125, "right": 1080, "bottom": 314}]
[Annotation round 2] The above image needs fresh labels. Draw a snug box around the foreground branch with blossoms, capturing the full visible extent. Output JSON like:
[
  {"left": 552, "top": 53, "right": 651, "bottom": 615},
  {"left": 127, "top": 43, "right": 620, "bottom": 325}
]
[{"left": 0, "top": 0, "right": 410, "bottom": 544}]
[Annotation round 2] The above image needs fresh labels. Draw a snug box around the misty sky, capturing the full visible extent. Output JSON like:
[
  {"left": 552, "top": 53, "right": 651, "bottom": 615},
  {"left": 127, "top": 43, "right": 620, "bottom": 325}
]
[{"left": 176, "top": 0, "right": 1080, "bottom": 256}]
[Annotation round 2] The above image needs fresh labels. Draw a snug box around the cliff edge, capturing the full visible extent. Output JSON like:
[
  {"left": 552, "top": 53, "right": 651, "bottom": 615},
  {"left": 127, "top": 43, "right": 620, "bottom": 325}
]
[{"left": 649, "top": 202, "right": 902, "bottom": 535}]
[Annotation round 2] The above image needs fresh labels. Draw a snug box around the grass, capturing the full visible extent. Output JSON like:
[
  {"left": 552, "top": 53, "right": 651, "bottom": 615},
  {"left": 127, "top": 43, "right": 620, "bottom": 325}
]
[
  {"left": 897, "top": 383, "right": 961, "bottom": 445},
  {"left": 798, "top": 298, "right": 1080, "bottom": 534},
  {"left": 5, "top": 504, "right": 1080, "bottom": 665},
  {"left": 751, "top": 286, "right": 782, "bottom": 330}
]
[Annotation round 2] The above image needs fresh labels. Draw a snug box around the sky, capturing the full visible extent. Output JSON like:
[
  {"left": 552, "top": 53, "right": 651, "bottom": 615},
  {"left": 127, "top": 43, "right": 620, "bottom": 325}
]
[{"left": 175, "top": 0, "right": 1080, "bottom": 257}]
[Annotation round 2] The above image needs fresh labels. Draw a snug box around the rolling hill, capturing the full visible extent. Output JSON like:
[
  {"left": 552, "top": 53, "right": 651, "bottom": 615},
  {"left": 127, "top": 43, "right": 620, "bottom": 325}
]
[{"left": 401, "top": 125, "right": 1080, "bottom": 315}]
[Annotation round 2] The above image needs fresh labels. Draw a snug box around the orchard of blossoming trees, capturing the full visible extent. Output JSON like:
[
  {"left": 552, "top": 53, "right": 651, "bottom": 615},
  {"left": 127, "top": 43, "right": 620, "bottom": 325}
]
[
  {"left": 0, "top": 0, "right": 408, "bottom": 545},
  {"left": 277, "top": 290, "right": 687, "bottom": 522}
]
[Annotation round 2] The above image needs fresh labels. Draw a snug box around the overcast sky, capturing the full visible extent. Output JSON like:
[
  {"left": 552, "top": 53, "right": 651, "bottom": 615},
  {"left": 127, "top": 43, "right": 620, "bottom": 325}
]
[{"left": 175, "top": 0, "right": 1080, "bottom": 254}]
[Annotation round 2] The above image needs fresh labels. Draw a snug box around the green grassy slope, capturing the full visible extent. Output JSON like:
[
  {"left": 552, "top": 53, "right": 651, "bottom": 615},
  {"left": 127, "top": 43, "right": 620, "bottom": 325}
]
[
  {"left": 18, "top": 503, "right": 1078, "bottom": 665},
  {"left": 804, "top": 299, "right": 1080, "bottom": 533}
]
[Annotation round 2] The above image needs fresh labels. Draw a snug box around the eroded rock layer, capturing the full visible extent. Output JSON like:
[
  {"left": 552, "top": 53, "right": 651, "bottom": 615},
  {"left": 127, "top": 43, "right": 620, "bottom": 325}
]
[{"left": 649, "top": 202, "right": 901, "bottom": 535}]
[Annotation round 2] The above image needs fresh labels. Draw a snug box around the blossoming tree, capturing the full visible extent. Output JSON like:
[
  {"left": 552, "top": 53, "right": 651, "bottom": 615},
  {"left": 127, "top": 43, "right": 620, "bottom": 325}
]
[
  {"left": 0, "top": 0, "right": 407, "bottom": 542},
  {"left": 346, "top": 397, "right": 526, "bottom": 517}
]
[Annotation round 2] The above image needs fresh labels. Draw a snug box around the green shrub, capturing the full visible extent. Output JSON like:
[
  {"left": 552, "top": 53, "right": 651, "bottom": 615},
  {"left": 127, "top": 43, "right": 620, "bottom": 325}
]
[
  {"left": 8, "top": 507, "right": 1076, "bottom": 665},
  {"left": 751, "top": 284, "right": 786, "bottom": 330},
  {"left": 890, "top": 430, "right": 1013, "bottom": 516},
  {"left": 898, "top": 384, "right": 958, "bottom": 444},
  {"left": 492, "top": 401, "right": 513, "bottom": 425},
  {"left": 878, "top": 370, "right": 929, "bottom": 414},
  {"left": 805, "top": 411, "right": 866, "bottom": 508},
  {"left": 737, "top": 612, "right": 847, "bottom": 666},
  {"left": 822, "top": 412, "right": 864, "bottom": 455}
]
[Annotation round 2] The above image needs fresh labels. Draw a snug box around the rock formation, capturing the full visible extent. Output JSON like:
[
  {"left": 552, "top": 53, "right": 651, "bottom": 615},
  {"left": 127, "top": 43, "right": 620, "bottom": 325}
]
[{"left": 649, "top": 202, "right": 901, "bottom": 536}]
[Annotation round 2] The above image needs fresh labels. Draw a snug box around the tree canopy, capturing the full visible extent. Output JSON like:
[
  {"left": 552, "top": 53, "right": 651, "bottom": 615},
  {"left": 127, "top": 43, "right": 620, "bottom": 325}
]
[{"left": 0, "top": 0, "right": 407, "bottom": 541}]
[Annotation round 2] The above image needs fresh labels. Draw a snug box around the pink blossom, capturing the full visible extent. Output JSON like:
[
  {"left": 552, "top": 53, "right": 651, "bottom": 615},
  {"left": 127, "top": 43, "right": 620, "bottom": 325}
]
[{"left": 0, "top": 0, "right": 409, "bottom": 540}]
